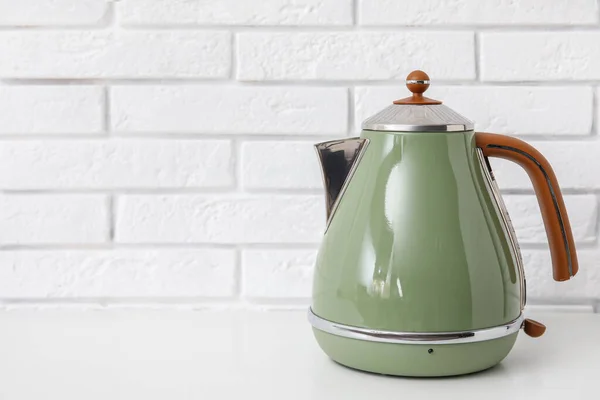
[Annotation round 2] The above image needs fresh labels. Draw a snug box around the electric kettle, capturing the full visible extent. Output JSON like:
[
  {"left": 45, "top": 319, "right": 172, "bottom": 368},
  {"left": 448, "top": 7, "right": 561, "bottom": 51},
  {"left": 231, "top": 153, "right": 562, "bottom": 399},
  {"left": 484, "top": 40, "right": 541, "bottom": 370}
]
[{"left": 308, "top": 70, "right": 579, "bottom": 377}]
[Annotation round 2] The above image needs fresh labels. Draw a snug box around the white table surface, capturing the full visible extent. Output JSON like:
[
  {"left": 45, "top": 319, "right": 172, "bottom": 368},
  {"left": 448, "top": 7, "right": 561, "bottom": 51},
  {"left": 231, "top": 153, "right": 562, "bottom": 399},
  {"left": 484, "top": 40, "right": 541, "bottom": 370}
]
[{"left": 0, "top": 309, "right": 598, "bottom": 400}]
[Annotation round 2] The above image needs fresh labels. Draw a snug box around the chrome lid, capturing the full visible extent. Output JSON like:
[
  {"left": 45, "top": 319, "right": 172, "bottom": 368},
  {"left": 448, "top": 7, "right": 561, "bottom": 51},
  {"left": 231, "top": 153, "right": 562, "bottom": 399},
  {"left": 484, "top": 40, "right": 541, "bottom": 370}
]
[{"left": 361, "top": 70, "right": 474, "bottom": 133}]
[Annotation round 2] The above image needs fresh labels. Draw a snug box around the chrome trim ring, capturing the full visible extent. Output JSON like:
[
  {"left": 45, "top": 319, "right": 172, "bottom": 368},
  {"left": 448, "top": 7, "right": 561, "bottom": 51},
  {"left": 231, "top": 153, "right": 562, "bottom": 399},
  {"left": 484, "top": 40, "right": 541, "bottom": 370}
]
[
  {"left": 406, "top": 79, "right": 430, "bottom": 84},
  {"left": 308, "top": 308, "right": 524, "bottom": 345},
  {"left": 362, "top": 123, "right": 474, "bottom": 132}
]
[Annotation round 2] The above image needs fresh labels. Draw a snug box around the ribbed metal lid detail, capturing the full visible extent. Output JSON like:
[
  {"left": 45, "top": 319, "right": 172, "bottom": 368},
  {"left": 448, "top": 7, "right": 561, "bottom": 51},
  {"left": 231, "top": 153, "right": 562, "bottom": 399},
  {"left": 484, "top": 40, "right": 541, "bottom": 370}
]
[
  {"left": 362, "top": 104, "right": 474, "bottom": 132},
  {"left": 361, "top": 70, "right": 474, "bottom": 133}
]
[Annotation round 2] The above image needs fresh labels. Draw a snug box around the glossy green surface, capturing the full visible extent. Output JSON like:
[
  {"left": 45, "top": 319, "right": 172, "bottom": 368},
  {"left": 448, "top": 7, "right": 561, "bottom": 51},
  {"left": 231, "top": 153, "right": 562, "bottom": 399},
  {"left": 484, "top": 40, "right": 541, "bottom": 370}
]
[
  {"left": 313, "top": 130, "right": 520, "bottom": 332},
  {"left": 313, "top": 329, "right": 519, "bottom": 377}
]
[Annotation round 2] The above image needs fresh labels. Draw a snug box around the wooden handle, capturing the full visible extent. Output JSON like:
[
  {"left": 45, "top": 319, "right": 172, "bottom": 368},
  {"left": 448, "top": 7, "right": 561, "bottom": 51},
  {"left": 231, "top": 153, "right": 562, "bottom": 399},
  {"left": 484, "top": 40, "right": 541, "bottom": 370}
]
[{"left": 475, "top": 132, "right": 578, "bottom": 282}]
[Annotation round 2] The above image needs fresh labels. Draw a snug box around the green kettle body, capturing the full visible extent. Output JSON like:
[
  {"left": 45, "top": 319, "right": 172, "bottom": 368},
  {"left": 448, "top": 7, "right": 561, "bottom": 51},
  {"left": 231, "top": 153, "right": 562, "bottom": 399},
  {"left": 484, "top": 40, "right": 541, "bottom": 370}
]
[
  {"left": 309, "top": 71, "right": 578, "bottom": 377},
  {"left": 311, "top": 130, "right": 522, "bottom": 376},
  {"left": 313, "top": 130, "right": 521, "bottom": 332}
]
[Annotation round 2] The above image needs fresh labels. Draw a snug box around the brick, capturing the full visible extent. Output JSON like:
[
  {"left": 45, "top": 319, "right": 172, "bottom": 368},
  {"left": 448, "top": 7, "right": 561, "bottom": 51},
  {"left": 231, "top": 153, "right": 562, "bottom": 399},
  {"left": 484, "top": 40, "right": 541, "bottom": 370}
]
[
  {"left": 481, "top": 32, "right": 600, "bottom": 81},
  {"left": 0, "top": 31, "right": 230, "bottom": 79},
  {"left": 522, "top": 249, "right": 600, "bottom": 300},
  {"left": 504, "top": 195, "right": 597, "bottom": 245},
  {"left": 358, "top": 0, "right": 598, "bottom": 26},
  {"left": 355, "top": 86, "right": 593, "bottom": 135},
  {"left": 241, "top": 141, "right": 322, "bottom": 189},
  {"left": 115, "top": 195, "right": 325, "bottom": 244},
  {"left": 0, "top": 195, "right": 108, "bottom": 245},
  {"left": 0, "top": 85, "right": 103, "bottom": 134},
  {"left": 242, "top": 249, "right": 316, "bottom": 298},
  {"left": 0, "top": 139, "right": 232, "bottom": 189},
  {"left": 111, "top": 85, "right": 347, "bottom": 134},
  {"left": 488, "top": 141, "right": 600, "bottom": 190},
  {"left": 119, "top": 0, "right": 352, "bottom": 26},
  {"left": 237, "top": 32, "right": 475, "bottom": 80},
  {"left": 0, "top": 0, "right": 108, "bottom": 26},
  {"left": 0, "top": 249, "right": 235, "bottom": 298}
]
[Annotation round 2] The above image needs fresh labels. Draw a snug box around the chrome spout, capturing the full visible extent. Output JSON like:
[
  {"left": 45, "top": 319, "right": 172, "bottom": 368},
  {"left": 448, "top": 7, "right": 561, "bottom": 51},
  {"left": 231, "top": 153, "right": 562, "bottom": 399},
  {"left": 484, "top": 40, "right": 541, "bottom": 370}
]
[{"left": 315, "top": 137, "right": 369, "bottom": 221}]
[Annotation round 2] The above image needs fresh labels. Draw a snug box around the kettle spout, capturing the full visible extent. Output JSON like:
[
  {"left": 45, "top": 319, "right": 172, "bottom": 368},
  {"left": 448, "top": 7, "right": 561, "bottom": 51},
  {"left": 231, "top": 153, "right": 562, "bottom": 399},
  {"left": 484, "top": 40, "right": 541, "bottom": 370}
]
[{"left": 315, "top": 138, "right": 369, "bottom": 220}]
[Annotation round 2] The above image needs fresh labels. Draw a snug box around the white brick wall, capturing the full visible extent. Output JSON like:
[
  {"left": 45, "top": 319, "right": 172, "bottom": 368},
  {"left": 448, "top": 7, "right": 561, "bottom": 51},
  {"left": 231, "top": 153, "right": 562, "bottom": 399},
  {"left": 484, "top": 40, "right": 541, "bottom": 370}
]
[
  {"left": 357, "top": 0, "right": 599, "bottom": 25},
  {"left": 0, "top": 195, "right": 109, "bottom": 244},
  {"left": 115, "top": 195, "right": 324, "bottom": 244},
  {"left": 0, "top": 86, "right": 103, "bottom": 134},
  {"left": 0, "top": 1, "right": 598, "bottom": 311},
  {"left": 110, "top": 86, "right": 347, "bottom": 134},
  {"left": 241, "top": 141, "right": 322, "bottom": 189},
  {"left": 0, "top": 0, "right": 109, "bottom": 26},
  {"left": 118, "top": 0, "right": 353, "bottom": 26},
  {"left": 242, "top": 250, "right": 315, "bottom": 299},
  {"left": 481, "top": 32, "right": 600, "bottom": 81},
  {"left": 0, "top": 249, "right": 236, "bottom": 298},
  {"left": 0, "top": 139, "right": 233, "bottom": 189},
  {"left": 0, "top": 31, "right": 231, "bottom": 78},
  {"left": 237, "top": 32, "right": 475, "bottom": 80}
]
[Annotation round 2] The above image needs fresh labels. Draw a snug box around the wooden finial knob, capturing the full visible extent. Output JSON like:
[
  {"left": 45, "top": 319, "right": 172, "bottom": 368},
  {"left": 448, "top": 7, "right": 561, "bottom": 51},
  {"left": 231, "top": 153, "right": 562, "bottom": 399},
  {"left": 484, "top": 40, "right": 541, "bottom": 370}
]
[
  {"left": 393, "top": 70, "right": 442, "bottom": 105},
  {"left": 406, "top": 70, "right": 431, "bottom": 95}
]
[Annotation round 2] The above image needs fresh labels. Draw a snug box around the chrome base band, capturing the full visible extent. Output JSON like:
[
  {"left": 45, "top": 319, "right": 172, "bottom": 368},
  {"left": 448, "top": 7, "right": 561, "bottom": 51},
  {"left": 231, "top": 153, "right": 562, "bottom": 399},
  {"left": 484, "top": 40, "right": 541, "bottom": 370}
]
[{"left": 308, "top": 308, "right": 524, "bottom": 345}]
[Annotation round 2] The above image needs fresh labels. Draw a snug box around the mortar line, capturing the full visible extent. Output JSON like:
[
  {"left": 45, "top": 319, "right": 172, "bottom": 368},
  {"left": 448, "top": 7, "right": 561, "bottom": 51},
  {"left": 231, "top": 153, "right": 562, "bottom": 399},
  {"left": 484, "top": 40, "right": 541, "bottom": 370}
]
[
  {"left": 0, "top": 187, "right": 322, "bottom": 195},
  {"left": 0, "top": 297, "right": 245, "bottom": 305},
  {"left": 105, "top": 0, "right": 116, "bottom": 28},
  {"left": 0, "top": 133, "right": 341, "bottom": 140},
  {"left": 108, "top": 0, "right": 118, "bottom": 28},
  {"left": 0, "top": 298, "right": 597, "bottom": 310},
  {"left": 233, "top": 247, "right": 242, "bottom": 299},
  {"left": 2, "top": 185, "right": 599, "bottom": 195},
  {"left": 233, "top": 139, "right": 243, "bottom": 191},
  {"left": 108, "top": 195, "right": 115, "bottom": 242},
  {"left": 352, "top": 0, "right": 359, "bottom": 26},
  {"left": 0, "top": 298, "right": 312, "bottom": 309},
  {"left": 2, "top": 187, "right": 598, "bottom": 196},
  {"left": 2, "top": 79, "right": 600, "bottom": 87},
  {"left": 101, "top": 24, "right": 600, "bottom": 32},
  {"left": 0, "top": 241, "right": 594, "bottom": 251},
  {"left": 103, "top": 85, "right": 111, "bottom": 134},
  {"left": 474, "top": 31, "right": 481, "bottom": 81},
  {"left": 242, "top": 297, "right": 312, "bottom": 306},
  {"left": 0, "top": 132, "right": 595, "bottom": 141},
  {"left": 0, "top": 24, "right": 600, "bottom": 32},
  {"left": 348, "top": 87, "right": 355, "bottom": 136},
  {"left": 112, "top": 133, "right": 348, "bottom": 140},
  {"left": 595, "top": 193, "right": 600, "bottom": 246},
  {"left": 230, "top": 31, "right": 237, "bottom": 79},
  {"left": 591, "top": 86, "right": 598, "bottom": 136},
  {"left": 0, "top": 243, "right": 319, "bottom": 250}
]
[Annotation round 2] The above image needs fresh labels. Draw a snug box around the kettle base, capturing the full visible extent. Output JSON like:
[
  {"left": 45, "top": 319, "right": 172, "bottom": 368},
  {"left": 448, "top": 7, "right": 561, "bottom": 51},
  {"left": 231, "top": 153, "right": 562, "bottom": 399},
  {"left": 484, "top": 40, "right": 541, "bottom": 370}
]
[{"left": 313, "top": 328, "right": 518, "bottom": 377}]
